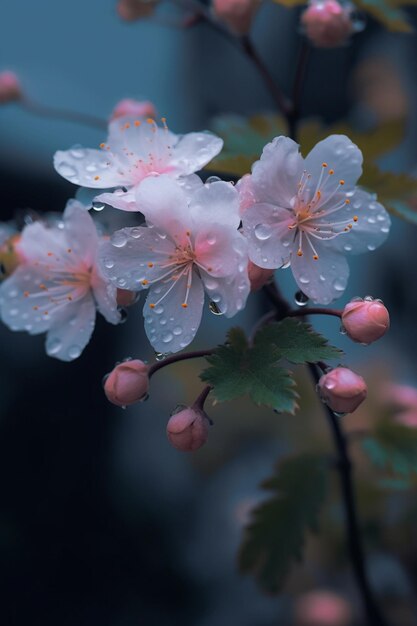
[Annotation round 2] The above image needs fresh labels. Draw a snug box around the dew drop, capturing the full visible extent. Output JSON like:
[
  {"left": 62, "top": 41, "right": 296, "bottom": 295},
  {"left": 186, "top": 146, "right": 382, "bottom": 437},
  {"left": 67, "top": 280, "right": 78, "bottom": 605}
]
[
  {"left": 162, "top": 331, "right": 173, "bottom": 343},
  {"left": 334, "top": 411, "right": 347, "bottom": 418},
  {"left": 294, "top": 290, "right": 309, "bottom": 306},
  {"left": 343, "top": 243, "right": 353, "bottom": 252},
  {"left": 333, "top": 277, "right": 347, "bottom": 292},
  {"left": 367, "top": 244, "right": 376, "bottom": 251},
  {"left": 68, "top": 345, "right": 82, "bottom": 359},
  {"left": 299, "top": 275, "right": 310, "bottom": 285},
  {"left": 59, "top": 163, "right": 77, "bottom": 178},
  {"left": 92, "top": 201, "right": 105, "bottom": 212},
  {"left": 104, "top": 259, "right": 115, "bottom": 269},
  {"left": 48, "top": 338, "right": 62, "bottom": 355},
  {"left": 339, "top": 324, "right": 347, "bottom": 335},
  {"left": 209, "top": 301, "right": 223, "bottom": 315},
  {"left": 173, "top": 326, "right": 183, "bottom": 335},
  {"left": 154, "top": 305, "right": 164, "bottom": 314},
  {"left": 281, "top": 259, "right": 291, "bottom": 269},
  {"left": 112, "top": 232, "right": 128, "bottom": 248},
  {"left": 254, "top": 223, "right": 272, "bottom": 241},
  {"left": 319, "top": 274, "right": 326, "bottom": 282},
  {"left": 207, "top": 234, "right": 217, "bottom": 245},
  {"left": 155, "top": 352, "right": 167, "bottom": 361},
  {"left": 69, "top": 147, "right": 85, "bottom": 159}
]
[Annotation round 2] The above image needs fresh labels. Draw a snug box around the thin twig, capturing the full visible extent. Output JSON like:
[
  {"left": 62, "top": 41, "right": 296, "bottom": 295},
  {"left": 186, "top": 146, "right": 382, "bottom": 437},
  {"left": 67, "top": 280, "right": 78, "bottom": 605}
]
[
  {"left": 287, "top": 307, "right": 342, "bottom": 318},
  {"left": 21, "top": 97, "right": 107, "bottom": 131},
  {"left": 148, "top": 348, "right": 215, "bottom": 378},
  {"left": 287, "top": 40, "right": 310, "bottom": 141},
  {"left": 308, "top": 363, "right": 389, "bottom": 626}
]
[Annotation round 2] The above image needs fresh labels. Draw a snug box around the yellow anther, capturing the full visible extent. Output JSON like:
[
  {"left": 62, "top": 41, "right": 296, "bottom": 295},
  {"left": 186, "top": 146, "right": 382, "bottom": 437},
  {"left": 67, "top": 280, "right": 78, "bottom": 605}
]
[
  {"left": 353, "top": 215, "right": 358, "bottom": 222},
  {"left": 339, "top": 179, "right": 345, "bottom": 185},
  {"left": 124, "top": 122, "right": 130, "bottom": 129},
  {"left": 181, "top": 303, "right": 188, "bottom": 308},
  {"left": 313, "top": 255, "right": 319, "bottom": 260},
  {"left": 329, "top": 169, "right": 334, "bottom": 175},
  {"left": 149, "top": 303, "right": 155, "bottom": 309},
  {"left": 100, "top": 142, "right": 106, "bottom": 149},
  {"left": 322, "top": 162, "right": 328, "bottom": 168},
  {"left": 297, "top": 249, "right": 303, "bottom": 257},
  {"left": 146, "top": 118, "right": 154, "bottom": 124},
  {"left": 345, "top": 199, "right": 350, "bottom": 204},
  {"left": 23, "top": 291, "right": 29, "bottom": 298},
  {"left": 134, "top": 120, "right": 141, "bottom": 127},
  {"left": 141, "top": 280, "right": 149, "bottom": 286},
  {"left": 147, "top": 262, "right": 154, "bottom": 268},
  {"left": 94, "top": 175, "right": 100, "bottom": 181}
]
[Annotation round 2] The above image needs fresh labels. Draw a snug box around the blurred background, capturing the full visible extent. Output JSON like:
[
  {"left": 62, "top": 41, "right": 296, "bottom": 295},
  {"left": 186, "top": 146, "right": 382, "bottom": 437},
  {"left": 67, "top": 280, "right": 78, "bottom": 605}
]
[{"left": 1, "top": 1, "right": 417, "bottom": 624}]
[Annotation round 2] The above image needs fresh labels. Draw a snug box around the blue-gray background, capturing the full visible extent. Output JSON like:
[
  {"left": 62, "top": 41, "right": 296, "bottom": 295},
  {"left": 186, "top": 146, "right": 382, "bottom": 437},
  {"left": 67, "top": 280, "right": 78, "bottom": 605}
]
[{"left": 1, "top": 1, "right": 417, "bottom": 625}]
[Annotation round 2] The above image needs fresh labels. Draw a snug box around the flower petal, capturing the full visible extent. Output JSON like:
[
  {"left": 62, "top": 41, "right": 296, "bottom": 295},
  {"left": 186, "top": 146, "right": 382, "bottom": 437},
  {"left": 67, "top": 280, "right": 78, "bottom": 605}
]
[
  {"left": 331, "top": 188, "right": 391, "bottom": 255},
  {"left": 54, "top": 148, "right": 130, "bottom": 189},
  {"left": 189, "top": 180, "right": 240, "bottom": 229},
  {"left": 170, "top": 132, "right": 223, "bottom": 174},
  {"left": 99, "top": 227, "right": 176, "bottom": 291},
  {"left": 242, "top": 202, "right": 294, "bottom": 269},
  {"left": 194, "top": 226, "right": 247, "bottom": 278},
  {"left": 95, "top": 189, "right": 138, "bottom": 212},
  {"left": 91, "top": 268, "right": 120, "bottom": 324},
  {"left": 136, "top": 175, "right": 191, "bottom": 241},
  {"left": 143, "top": 268, "right": 205, "bottom": 353},
  {"left": 45, "top": 294, "right": 96, "bottom": 361},
  {"left": 63, "top": 200, "right": 99, "bottom": 267},
  {"left": 251, "top": 136, "right": 304, "bottom": 206},
  {"left": 304, "top": 135, "right": 363, "bottom": 195},
  {"left": 291, "top": 242, "right": 350, "bottom": 304}
]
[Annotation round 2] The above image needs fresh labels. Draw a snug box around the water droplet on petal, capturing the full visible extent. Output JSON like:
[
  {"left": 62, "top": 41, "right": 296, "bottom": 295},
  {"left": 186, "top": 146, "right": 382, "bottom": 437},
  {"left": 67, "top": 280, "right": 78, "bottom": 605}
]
[
  {"left": 333, "top": 411, "right": 347, "bottom": 418},
  {"left": 173, "top": 326, "right": 183, "bottom": 335},
  {"left": 104, "top": 259, "right": 115, "bottom": 269},
  {"left": 59, "top": 163, "right": 77, "bottom": 178},
  {"left": 209, "top": 301, "right": 223, "bottom": 315},
  {"left": 112, "top": 232, "right": 128, "bottom": 248},
  {"left": 339, "top": 324, "right": 347, "bottom": 335},
  {"left": 294, "top": 290, "right": 309, "bottom": 306},
  {"left": 254, "top": 223, "right": 272, "bottom": 241},
  {"left": 155, "top": 352, "right": 167, "bottom": 361},
  {"left": 333, "top": 277, "right": 347, "bottom": 292},
  {"left": 68, "top": 345, "right": 82, "bottom": 359},
  {"left": 92, "top": 201, "right": 105, "bottom": 211},
  {"left": 162, "top": 331, "right": 173, "bottom": 343},
  {"left": 48, "top": 338, "right": 62, "bottom": 355},
  {"left": 69, "top": 147, "right": 85, "bottom": 159},
  {"left": 299, "top": 275, "right": 310, "bottom": 285}
]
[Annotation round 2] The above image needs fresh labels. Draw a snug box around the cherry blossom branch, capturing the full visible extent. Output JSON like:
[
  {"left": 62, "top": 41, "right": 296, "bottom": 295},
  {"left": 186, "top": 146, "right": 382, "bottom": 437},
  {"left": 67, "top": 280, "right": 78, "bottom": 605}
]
[
  {"left": 288, "top": 40, "right": 310, "bottom": 141},
  {"left": 148, "top": 348, "right": 216, "bottom": 378},
  {"left": 287, "top": 307, "right": 342, "bottom": 318},
  {"left": 21, "top": 97, "right": 107, "bottom": 131},
  {"left": 193, "top": 384, "right": 213, "bottom": 411},
  {"left": 308, "top": 363, "right": 389, "bottom": 626}
]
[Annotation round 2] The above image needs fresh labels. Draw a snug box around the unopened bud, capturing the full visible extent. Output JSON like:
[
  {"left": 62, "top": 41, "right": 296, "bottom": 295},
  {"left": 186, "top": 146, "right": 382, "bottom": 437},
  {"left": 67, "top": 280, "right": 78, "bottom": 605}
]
[
  {"left": 342, "top": 298, "right": 389, "bottom": 345},
  {"left": 248, "top": 261, "right": 274, "bottom": 291},
  {"left": 301, "top": 0, "right": 353, "bottom": 48},
  {"left": 116, "top": 288, "right": 138, "bottom": 308},
  {"left": 0, "top": 71, "right": 22, "bottom": 104},
  {"left": 110, "top": 98, "right": 157, "bottom": 121},
  {"left": 167, "top": 407, "right": 209, "bottom": 451},
  {"left": 117, "top": 0, "right": 158, "bottom": 21},
  {"left": 294, "top": 590, "right": 352, "bottom": 626},
  {"left": 212, "top": 0, "right": 261, "bottom": 35},
  {"left": 104, "top": 359, "right": 149, "bottom": 407},
  {"left": 318, "top": 367, "right": 367, "bottom": 414}
]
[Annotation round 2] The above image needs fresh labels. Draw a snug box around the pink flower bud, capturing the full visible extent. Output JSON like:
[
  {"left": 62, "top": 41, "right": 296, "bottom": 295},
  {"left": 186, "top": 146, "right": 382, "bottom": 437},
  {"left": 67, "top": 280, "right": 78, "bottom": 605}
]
[
  {"left": 318, "top": 367, "right": 367, "bottom": 414},
  {"left": 117, "top": 0, "right": 158, "bottom": 21},
  {"left": 248, "top": 261, "right": 274, "bottom": 291},
  {"left": 0, "top": 71, "right": 22, "bottom": 104},
  {"left": 301, "top": 0, "right": 353, "bottom": 48},
  {"left": 116, "top": 288, "right": 138, "bottom": 308},
  {"left": 104, "top": 359, "right": 149, "bottom": 407},
  {"left": 166, "top": 407, "right": 209, "bottom": 452},
  {"left": 110, "top": 98, "right": 157, "bottom": 121},
  {"left": 294, "top": 590, "right": 352, "bottom": 626},
  {"left": 342, "top": 298, "right": 390, "bottom": 345},
  {"left": 382, "top": 383, "right": 417, "bottom": 412},
  {"left": 212, "top": 0, "right": 261, "bottom": 35}
]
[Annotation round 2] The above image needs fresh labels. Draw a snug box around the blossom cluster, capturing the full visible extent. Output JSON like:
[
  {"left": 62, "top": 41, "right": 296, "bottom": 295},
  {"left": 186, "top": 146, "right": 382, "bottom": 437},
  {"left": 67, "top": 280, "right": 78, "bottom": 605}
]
[{"left": 0, "top": 114, "right": 391, "bottom": 361}]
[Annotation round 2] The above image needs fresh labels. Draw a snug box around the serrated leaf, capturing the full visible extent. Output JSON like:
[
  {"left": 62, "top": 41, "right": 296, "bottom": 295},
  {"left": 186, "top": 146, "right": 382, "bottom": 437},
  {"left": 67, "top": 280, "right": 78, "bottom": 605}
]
[
  {"left": 362, "top": 419, "right": 417, "bottom": 477},
  {"left": 254, "top": 318, "right": 343, "bottom": 364},
  {"left": 239, "top": 454, "right": 328, "bottom": 593},
  {"left": 200, "top": 327, "right": 298, "bottom": 414}
]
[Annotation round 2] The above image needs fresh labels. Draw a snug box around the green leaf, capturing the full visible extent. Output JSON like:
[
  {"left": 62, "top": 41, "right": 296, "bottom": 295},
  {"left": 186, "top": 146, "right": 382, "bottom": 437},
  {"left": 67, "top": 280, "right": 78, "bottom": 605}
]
[
  {"left": 362, "top": 419, "right": 417, "bottom": 477},
  {"left": 353, "top": 0, "right": 413, "bottom": 32},
  {"left": 361, "top": 163, "right": 417, "bottom": 210},
  {"left": 200, "top": 327, "right": 298, "bottom": 414},
  {"left": 239, "top": 454, "right": 328, "bottom": 593},
  {"left": 254, "top": 318, "right": 343, "bottom": 364}
]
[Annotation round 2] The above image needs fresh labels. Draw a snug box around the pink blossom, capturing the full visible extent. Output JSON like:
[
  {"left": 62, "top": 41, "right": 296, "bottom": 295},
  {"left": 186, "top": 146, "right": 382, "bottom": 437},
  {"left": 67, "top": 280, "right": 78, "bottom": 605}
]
[
  {"left": 167, "top": 407, "right": 209, "bottom": 451},
  {"left": 318, "top": 366, "right": 367, "bottom": 414},
  {"left": 301, "top": 0, "right": 354, "bottom": 49},
  {"left": 395, "top": 411, "right": 417, "bottom": 428},
  {"left": 0, "top": 201, "right": 120, "bottom": 361},
  {"left": 342, "top": 297, "right": 389, "bottom": 344},
  {"left": 212, "top": 0, "right": 261, "bottom": 35},
  {"left": 247, "top": 261, "right": 274, "bottom": 291},
  {"left": 294, "top": 589, "right": 352, "bottom": 626},
  {"left": 382, "top": 383, "right": 417, "bottom": 412},
  {"left": 240, "top": 135, "right": 391, "bottom": 304},
  {"left": 99, "top": 176, "right": 250, "bottom": 353},
  {"left": 110, "top": 98, "right": 157, "bottom": 121},
  {"left": 104, "top": 359, "right": 149, "bottom": 406},
  {"left": 0, "top": 71, "right": 22, "bottom": 104},
  {"left": 54, "top": 118, "right": 223, "bottom": 212}
]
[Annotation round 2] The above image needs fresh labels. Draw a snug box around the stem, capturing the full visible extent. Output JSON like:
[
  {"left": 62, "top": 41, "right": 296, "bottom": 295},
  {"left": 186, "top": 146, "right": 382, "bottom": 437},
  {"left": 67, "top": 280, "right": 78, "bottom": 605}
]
[
  {"left": 262, "top": 282, "right": 291, "bottom": 318},
  {"left": 287, "top": 307, "right": 342, "bottom": 318},
  {"left": 148, "top": 348, "right": 215, "bottom": 378},
  {"left": 241, "top": 36, "right": 291, "bottom": 118},
  {"left": 309, "top": 363, "right": 389, "bottom": 626},
  {"left": 21, "top": 97, "right": 107, "bottom": 131},
  {"left": 192, "top": 384, "right": 212, "bottom": 411}
]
